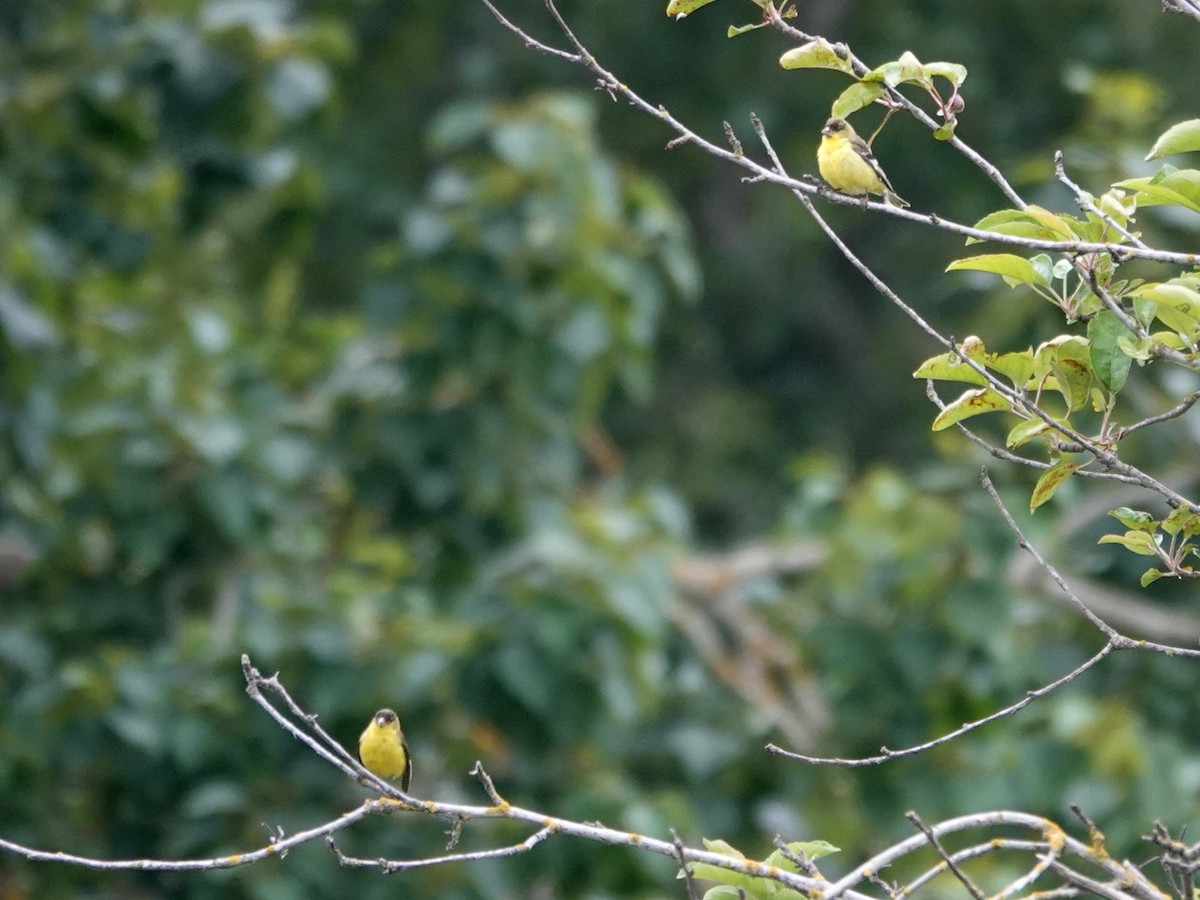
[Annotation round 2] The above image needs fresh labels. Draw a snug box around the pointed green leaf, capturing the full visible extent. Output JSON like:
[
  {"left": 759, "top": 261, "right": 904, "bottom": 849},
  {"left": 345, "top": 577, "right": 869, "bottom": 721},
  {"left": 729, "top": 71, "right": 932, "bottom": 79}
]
[
  {"left": 946, "top": 253, "right": 1049, "bottom": 288},
  {"left": 913, "top": 351, "right": 988, "bottom": 385},
  {"left": 830, "top": 82, "right": 886, "bottom": 118},
  {"left": 1098, "top": 530, "right": 1161, "bottom": 556},
  {"left": 931, "top": 388, "right": 1012, "bottom": 430},
  {"left": 1114, "top": 169, "right": 1200, "bottom": 215},
  {"left": 1107, "top": 507, "right": 1156, "bottom": 532},
  {"left": 1145, "top": 119, "right": 1200, "bottom": 160},
  {"left": 1030, "top": 460, "right": 1080, "bottom": 511},
  {"left": 968, "top": 207, "right": 1079, "bottom": 244}
]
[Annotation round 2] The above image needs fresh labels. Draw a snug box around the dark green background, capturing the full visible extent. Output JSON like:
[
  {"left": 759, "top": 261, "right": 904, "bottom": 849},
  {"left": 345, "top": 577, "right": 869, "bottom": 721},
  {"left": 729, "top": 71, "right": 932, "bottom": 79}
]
[{"left": 1, "top": 0, "right": 1198, "bottom": 896}]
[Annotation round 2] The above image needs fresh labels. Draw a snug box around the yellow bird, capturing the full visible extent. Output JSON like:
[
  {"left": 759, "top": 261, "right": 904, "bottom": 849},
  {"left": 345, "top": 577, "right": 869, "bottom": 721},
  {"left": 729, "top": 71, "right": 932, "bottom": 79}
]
[
  {"left": 358, "top": 708, "right": 412, "bottom": 792},
  {"left": 817, "top": 116, "right": 909, "bottom": 208}
]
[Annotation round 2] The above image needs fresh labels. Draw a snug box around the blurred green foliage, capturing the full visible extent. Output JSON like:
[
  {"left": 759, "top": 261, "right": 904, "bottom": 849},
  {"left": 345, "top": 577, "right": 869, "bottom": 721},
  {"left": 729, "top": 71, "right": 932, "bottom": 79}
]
[{"left": 1, "top": 0, "right": 1199, "bottom": 897}]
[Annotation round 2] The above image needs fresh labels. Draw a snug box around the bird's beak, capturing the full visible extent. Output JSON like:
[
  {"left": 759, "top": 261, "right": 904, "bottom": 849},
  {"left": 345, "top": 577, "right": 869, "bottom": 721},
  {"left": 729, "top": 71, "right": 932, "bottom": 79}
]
[{"left": 821, "top": 125, "right": 832, "bottom": 136}]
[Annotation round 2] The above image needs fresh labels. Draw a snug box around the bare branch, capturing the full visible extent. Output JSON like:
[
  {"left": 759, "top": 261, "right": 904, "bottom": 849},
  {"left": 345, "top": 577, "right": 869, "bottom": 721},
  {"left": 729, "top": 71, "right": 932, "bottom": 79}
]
[
  {"left": 766, "top": 642, "right": 1116, "bottom": 765},
  {"left": 906, "top": 810, "right": 987, "bottom": 900}
]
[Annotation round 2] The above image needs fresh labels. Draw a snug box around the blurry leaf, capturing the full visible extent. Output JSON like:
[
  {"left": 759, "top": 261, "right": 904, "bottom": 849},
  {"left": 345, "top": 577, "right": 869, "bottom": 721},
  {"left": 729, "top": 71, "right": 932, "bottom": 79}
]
[
  {"left": 0, "top": 285, "right": 58, "bottom": 349},
  {"left": 181, "top": 781, "right": 247, "bottom": 818}
]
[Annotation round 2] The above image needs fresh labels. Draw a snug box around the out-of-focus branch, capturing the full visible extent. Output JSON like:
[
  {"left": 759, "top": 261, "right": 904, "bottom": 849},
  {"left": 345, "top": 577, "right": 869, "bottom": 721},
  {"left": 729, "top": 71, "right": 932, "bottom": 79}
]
[{"left": 672, "top": 540, "right": 832, "bottom": 750}]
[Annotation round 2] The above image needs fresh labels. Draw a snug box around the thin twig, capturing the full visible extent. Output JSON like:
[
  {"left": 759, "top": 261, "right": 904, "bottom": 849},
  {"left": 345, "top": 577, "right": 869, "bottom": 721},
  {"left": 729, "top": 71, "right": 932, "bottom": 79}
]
[
  {"left": 906, "top": 811, "right": 986, "bottom": 900},
  {"left": 766, "top": 642, "right": 1115, "bottom": 765},
  {"left": 672, "top": 828, "right": 701, "bottom": 900}
]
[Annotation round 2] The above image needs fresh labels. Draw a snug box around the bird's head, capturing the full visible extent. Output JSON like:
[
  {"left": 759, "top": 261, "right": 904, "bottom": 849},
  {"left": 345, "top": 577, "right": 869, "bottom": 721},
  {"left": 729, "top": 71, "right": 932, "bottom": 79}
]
[
  {"left": 374, "top": 709, "right": 398, "bottom": 728},
  {"left": 822, "top": 116, "right": 850, "bottom": 137}
]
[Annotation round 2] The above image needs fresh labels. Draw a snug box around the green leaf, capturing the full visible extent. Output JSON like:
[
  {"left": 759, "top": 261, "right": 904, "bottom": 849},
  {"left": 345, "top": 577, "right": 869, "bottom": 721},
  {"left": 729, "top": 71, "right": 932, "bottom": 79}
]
[
  {"left": 989, "top": 350, "right": 1036, "bottom": 386},
  {"left": 1145, "top": 119, "right": 1200, "bottom": 160},
  {"left": 924, "top": 61, "right": 968, "bottom": 87},
  {"left": 968, "top": 206, "right": 1079, "bottom": 244},
  {"left": 727, "top": 21, "right": 767, "bottom": 36},
  {"left": 1087, "top": 311, "right": 1131, "bottom": 393},
  {"left": 913, "top": 351, "right": 989, "bottom": 386},
  {"left": 932, "top": 120, "right": 956, "bottom": 141},
  {"left": 1115, "top": 169, "right": 1200, "bottom": 215},
  {"left": 1140, "top": 567, "right": 1166, "bottom": 587},
  {"left": 830, "top": 82, "right": 886, "bottom": 118},
  {"left": 1030, "top": 460, "right": 1080, "bottom": 511},
  {"left": 1098, "top": 530, "right": 1161, "bottom": 556},
  {"left": 1162, "top": 506, "right": 1200, "bottom": 537},
  {"left": 779, "top": 39, "right": 853, "bottom": 73},
  {"left": 930, "top": 388, "right": 1012, "bottom": 430},
  {"left": 1005, "top": 417, "right": 1054, "bottom": 449},
  {"left": 946, "top": 253, "right": 1050, "bottom": 288},
  {"left": 1047, "top": 336, "right": 1093, "bottom": 411},
  {"left": 863, "top": 51, "right": 929, "bottom": 88},
  {"left": 1108, "top": 507, "right": 1156, "bottom": 532},
  {"left": 666, "top": 0, "right": 721, "bottom": 17},
  {"left": 1130, "top": 281, "right": 1200, "bottom": 321}
]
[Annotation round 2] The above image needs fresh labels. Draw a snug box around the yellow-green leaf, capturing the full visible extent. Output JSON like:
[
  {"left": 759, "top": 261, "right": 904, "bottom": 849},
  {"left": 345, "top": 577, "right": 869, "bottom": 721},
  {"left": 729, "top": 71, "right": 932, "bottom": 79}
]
[
  {"left": 830, "top": 82, "right": 886, "bottom": 118},
  {"left": 931, "top": 388, "right": 1012, "bottom": 430},
  {"left": 1005, "top": 417, "right": 1053, "bottom": 449},
  {"left": 666, "top": 0, "right": 721, "bottom": 17},
  {"left": 1098, "top": 530, "right": 1161, "bottom": 556},
  {"left": 913, "top": 351, "right": 988, "bottom": 386},
  {"left": 1114, "top": 169, "right": 1200, "bottom": 215},
  {"left": 779, "top": 39, "right": 853, "bottom": 73},
  {"left": 1030, "top": 460, "right": 1080, "bottom": 511},
  {"left": 1140, "top": 567, "right": 1166, "bottom": 587},
  {"left": 947, "top": 253, "right": 1049, "bottom": 288}
]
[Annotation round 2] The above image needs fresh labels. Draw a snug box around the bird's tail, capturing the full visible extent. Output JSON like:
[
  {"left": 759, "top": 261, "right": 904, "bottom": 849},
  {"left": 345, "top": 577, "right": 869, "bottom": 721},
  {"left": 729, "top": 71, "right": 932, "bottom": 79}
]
[{"left": 885, "top": 190, "right": 910, "bottom": 209}]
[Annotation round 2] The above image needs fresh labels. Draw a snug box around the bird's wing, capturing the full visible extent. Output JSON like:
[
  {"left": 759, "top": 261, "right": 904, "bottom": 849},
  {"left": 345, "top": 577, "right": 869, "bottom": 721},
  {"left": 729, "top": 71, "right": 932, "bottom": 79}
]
[
  {"left": 850, "top": 134, "right": 898, "bottom": 193},
  {"left": 401, "top": 735, "right": 413, "bottom": 792}
]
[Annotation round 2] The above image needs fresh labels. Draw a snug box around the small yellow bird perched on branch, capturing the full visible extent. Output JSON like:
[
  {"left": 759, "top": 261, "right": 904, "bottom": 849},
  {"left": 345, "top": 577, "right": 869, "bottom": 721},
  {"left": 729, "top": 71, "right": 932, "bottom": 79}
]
[
  {"left": 817, "top": 116, "right": 909, "bottom": 208},
  {"left": 358, "top": 708, "right": 412, "bottom": 792}
]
